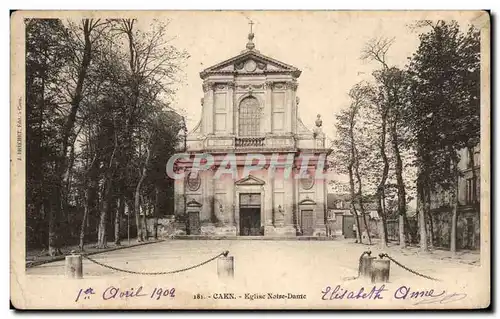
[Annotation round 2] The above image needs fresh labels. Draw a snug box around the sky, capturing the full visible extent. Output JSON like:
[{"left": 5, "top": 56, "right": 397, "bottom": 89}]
[
  {"left": 136, "top": 11, "right": 480, "bottom": 193},
  {"left": 157, "top": 11, "right": 480, "bottom": 143}
]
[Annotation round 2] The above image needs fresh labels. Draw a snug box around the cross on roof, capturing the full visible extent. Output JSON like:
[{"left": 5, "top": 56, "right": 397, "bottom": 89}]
[{"left": 249, "top": 20, "right": 254, "bottom": 33}]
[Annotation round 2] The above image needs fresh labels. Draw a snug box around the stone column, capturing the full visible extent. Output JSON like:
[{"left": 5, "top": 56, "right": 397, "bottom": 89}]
[{"left": 264, "top": 81, "right": 273, "bottom": 134}]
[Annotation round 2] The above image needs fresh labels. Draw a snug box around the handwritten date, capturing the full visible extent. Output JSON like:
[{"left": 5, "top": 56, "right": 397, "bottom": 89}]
[{"left": 75, "top": 286, "right": 175, "bottom": 302}]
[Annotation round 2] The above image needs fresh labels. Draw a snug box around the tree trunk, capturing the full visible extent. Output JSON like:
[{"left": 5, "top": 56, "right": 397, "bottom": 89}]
[
  {"left": 97, "top": 207, "right": 107, "bottom": 249},
  {"left": 134, "top": 190, "right": 144, "bottom": 242},
  {"left": 141, "top": 200, "right": 148, "bottom": 241},
  {"left": 97, "top": 176, "right": 112, "bottom": 249},
  {"left": 47, "top": 194, "right": 61, "bottom": 256},
  {"left": 428, "top": 209, "right": 435, "bottom": 248},
  {"left": 417, "top": 175, "right": 428, "bottom": 252},
  {"left": 79, "top": 197, "right": 89, "bottom": 251},
  {"left": 49, "top": 20, "right": 94, "bottom": 256},
  {"left": 450, "top": 157, "right": 459, "bottom": 255},
  {"left": 134, "top": 146, "right": 151, "bottom": 242},
  {"left": 115, "top": 195, "right": 124, "bottom": 245},
  {"left": 348, "top": 166, "right": 362, "bottom": 244},
  {"left": 376, "top": 110, "right": 389, "bottom": 248},
  {"left": 347, "top": 108, "right": 362, "bottom": 244},
  {"left": 354, "top": 152, "right": 372, "bottom": 245},
  {"left": 391, "top": 121, "right": 407, "bottom": 248},
  {"left": 381, "top": 189, "right": 389, "bottom": 244},
  {"left": 376, "top": 195, "right": 387, "bottom": 248},
  {"left": 154, "top": 185, "right": 160, "bottom": 240},
  {"left": 80, "top": 156, "right": 98, "bottom": 251}
]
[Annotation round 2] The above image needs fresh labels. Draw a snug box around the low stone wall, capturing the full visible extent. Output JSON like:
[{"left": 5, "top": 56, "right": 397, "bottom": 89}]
[
  {"left": 145, "top": 216, "right": 186, "bottom": 238},
  {"left": 200, "top": 224, "right": 237, "bottom": 236},
  {"left": 264, "top": 225, "right": 297, "bottom": 237}
]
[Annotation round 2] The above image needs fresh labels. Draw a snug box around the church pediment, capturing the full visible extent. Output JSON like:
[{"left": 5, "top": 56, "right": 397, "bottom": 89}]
[
  {"left": 235, "top": 175, "right": 266, "bottom": 186},
  {"left": 200, "top": 50, "right": 301, "bottom": 79}
]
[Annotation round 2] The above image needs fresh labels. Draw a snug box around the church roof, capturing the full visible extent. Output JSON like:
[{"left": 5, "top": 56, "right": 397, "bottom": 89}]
[{"left": 199, "top": 32, "right": 301, "bottom": 79}]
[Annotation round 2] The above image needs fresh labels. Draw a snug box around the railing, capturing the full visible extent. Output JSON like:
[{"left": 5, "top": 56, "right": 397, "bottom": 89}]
[{"left": 235, "top": 137, "right": 265, "bottom": 147}]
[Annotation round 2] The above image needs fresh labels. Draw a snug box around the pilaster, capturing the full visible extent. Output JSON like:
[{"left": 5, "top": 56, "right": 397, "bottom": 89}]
[
  {"left": 227, "top": 81, "right": 235, "bottom": 134},
  {"left": 202, "top": 81, "right": 215, "bottom": 135},
  {"left": 174, "top": 168, "right": 186, "bottom": 215},
  {"left": 285, "top": 80, "right": 298, "bottom": 134},
  {"left": 265, "top": 81, "right": 273, "bottom": 134}
]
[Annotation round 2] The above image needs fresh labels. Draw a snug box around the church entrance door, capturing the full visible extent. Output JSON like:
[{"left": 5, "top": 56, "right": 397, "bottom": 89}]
[
  {"left": 187, "top": 211, "right": 201, "bottom": 235},
  {"left": 239, "top": 193, "right": 261, "bottom": 236},
  {"left": 301, "top": 210, "right": 314, "bottom": 236}
]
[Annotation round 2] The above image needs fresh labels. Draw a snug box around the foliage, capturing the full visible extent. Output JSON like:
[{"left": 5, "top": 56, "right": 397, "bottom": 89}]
[{"left": 26, "top": 18, "right": 188, "bottom": 253}]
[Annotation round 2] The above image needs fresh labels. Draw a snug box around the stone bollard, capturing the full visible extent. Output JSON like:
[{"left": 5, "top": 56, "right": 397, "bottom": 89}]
[
  {"left": 359, "top": 252, "right": 376, "bottom": 278},
  {"left": 65, "top": 252, "right": 83, "bottom": 279},
  {"left": 370, "top": 256, "right": 390, "bottom": 283},
  {"left": 217, "top": 252, "right": 234, "bottom": 280}
]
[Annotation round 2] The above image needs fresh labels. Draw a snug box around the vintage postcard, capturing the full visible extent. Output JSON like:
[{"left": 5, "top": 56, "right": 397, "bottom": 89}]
[{"left": 10, "top": 10, "right": 490, "bottom": 310}]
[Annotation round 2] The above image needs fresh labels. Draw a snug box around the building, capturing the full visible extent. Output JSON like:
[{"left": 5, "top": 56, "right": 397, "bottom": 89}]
[
  {"left": 427, "top": 146, "right": 481, "bottom": 250},
  {"left": 173, "top": 30, "right": 331, "bottom": 237},
  {"left": 326, "top": 193, "right": 380, "bottom": 239}
]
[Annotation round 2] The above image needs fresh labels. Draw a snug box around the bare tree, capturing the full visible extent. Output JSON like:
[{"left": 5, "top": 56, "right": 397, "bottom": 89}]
[{"left": 362, "top": 37, "right": 408, "bottom": 248}]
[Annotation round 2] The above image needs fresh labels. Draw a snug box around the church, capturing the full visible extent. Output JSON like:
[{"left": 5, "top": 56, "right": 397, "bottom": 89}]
[{"left": 173, "top": 28, "right": 331, "bottom": 237}]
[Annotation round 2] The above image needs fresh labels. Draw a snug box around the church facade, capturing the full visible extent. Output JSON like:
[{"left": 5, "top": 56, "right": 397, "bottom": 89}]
[{"left": 173, "top": 31, "right": 331, "bottom": 237}]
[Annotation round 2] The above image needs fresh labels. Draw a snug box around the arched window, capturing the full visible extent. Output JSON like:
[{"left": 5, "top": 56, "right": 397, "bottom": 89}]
[{"left": 238, "top": 97, "right": 261, "bottom": 136}]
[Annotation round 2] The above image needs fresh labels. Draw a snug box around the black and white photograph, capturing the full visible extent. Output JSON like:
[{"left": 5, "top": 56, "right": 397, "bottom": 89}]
[{"left": 10, "top": 10, "right": 490, "bottom": 309}]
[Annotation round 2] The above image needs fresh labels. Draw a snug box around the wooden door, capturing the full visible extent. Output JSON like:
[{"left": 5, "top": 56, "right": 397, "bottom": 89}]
[
  {"left": 240, "top": 208, "right": 261, "bottom": 236},
  {"left": 301, "top": 210, "right": 314, "bottom": 236},
  {"left": 188, "top": 211, "right": 200, "bottom": 235},
  {"left": 343, "top": 215, "right": 355, "bottom": 238},
  {"left": 239, "top": 194, "right": 261, "bottom": 236},
  {"left": 240, "top": 208, "right": 251, "bottom": 236},
  {"left": 249, "top": 208, "right": 261, "bottom": 236}
]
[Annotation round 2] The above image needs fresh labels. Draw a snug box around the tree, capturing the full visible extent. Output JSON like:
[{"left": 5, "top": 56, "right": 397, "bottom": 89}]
[
  {"left": 405, "top": 21, "right": 480, "bottom": 254},
  {"left": 26, "top": 19, "right": 71, "bottom": 252},
  {"left": 362, "top": 37, "right": 409, "bottom": 248},
  {"left": 332, "top": 82, "right": 376, "bottom": 244},
  {"left": 26, "top": 18, "right": 188, "bottom": 254},
  {"left": 112, "top": 19, "right": 189, "bottom": 242}
]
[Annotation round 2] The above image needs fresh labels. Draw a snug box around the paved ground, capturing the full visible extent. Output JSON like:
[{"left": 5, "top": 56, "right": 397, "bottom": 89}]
[
  {"left": 26, "top": 239, "right": 480, "bottom": 282},
  {"left": 20, "top": 239, "right": 487, "bottom": 309},
  {"left": 26, "top": 240, "right": 164, "bottom": 268}
]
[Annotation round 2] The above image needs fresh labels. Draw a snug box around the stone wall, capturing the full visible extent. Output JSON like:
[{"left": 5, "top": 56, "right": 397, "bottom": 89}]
[
  {"left": 431, "top": 208, "right": 480, "bottom": 250},
  {"left": 144, "top": 216, "right": 186, "bottom": 238}
]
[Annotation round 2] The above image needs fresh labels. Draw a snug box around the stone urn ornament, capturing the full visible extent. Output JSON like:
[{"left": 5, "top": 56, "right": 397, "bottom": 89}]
[{"left": 315, "top": 114, "right": 323, "bottom": 128}]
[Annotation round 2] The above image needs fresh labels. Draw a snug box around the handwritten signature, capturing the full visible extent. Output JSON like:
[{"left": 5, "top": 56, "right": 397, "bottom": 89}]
[
  {"left": 75, "top": 286, "right": 175, "bottom": 302},
  {"left": 394, "top": 285, "right": 467, "bottom": 305},
  {"left": 321, "top": 285, "right": 467, "bottom": 305}
]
